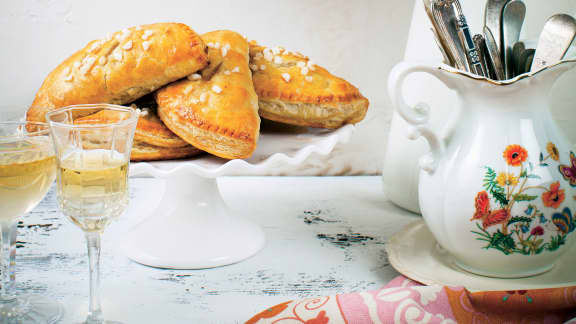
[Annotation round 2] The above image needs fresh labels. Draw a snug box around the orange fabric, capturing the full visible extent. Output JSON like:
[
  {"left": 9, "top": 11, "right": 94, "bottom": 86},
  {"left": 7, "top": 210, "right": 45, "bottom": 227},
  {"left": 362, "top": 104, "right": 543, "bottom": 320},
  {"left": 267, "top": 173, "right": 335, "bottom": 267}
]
[
  {"left": 446, "top": 286, "right": 576, "bottom": 323},
  {"left": 247, "top": 276, "right": 576, "bottom": 324}
]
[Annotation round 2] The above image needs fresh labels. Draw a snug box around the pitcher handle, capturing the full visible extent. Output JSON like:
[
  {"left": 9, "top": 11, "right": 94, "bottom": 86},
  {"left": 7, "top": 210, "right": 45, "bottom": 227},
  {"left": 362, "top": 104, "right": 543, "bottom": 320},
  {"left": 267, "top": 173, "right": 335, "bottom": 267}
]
[{"left": 388, "top": 62, "right": 459, "bottom": 174}]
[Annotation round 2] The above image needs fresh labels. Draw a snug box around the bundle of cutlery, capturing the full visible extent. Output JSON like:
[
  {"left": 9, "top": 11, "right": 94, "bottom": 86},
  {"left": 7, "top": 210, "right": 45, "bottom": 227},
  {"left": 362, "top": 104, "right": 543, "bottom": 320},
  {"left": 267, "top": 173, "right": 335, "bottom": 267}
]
[{"left": 425, "top": 0, "right": 576, "bottom": 80}]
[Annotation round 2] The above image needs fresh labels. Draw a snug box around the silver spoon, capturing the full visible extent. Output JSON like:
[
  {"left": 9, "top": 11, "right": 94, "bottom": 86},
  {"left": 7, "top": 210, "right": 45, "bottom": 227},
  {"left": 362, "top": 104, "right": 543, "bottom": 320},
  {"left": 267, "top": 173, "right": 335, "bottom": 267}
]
[
  {"left": 512, "top": 41, "right": 525, "bottom": 76},
  {"left": 484, "top": 0, "right": 511, "bottom": 55},
  {"left": 521, "top": 48, "right": 535, "bottom": 74},
  {"left": 502, "top": 0, "right": 526, "bottom": 79},
  {"left": 531, "top": 14, "right": 576, "bottom": 72},
  {"left": 483, "top": 26, "right": 506, "bottom": 80}
]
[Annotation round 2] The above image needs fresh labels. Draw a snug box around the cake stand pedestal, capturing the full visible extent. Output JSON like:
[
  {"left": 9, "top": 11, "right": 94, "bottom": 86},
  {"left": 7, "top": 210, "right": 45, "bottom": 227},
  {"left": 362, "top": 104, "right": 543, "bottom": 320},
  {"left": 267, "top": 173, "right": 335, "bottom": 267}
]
[{"left": 122, "top": 125, "right": 354, "bottom": 269}]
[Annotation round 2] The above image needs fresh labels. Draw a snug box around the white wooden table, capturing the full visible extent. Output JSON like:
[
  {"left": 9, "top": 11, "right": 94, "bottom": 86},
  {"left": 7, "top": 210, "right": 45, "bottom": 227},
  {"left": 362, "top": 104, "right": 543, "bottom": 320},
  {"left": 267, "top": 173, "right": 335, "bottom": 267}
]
[{"left": 17, "top": 176, "right": 420, "bottom": 323}]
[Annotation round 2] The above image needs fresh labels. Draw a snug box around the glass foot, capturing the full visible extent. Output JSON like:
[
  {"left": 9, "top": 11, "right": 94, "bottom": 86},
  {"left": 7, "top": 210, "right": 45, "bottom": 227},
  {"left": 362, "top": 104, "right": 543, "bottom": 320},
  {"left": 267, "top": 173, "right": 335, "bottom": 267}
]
[{"left": 0, "top": 295, "right": 63, "bottom": 324}]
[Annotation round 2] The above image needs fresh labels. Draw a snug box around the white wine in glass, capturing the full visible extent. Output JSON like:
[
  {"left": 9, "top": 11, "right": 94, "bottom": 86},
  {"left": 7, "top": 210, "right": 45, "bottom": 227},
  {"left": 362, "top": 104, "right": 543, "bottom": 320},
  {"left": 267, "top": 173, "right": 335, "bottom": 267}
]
[
  {"left": 58, "top": 149, "right": 129, "bottom": 232},
  {"left": 47, "top": 104, "right": 138, "bottom": 324},
  {"left": 0, "top": 121, "right": 62, "bottom": 323}
]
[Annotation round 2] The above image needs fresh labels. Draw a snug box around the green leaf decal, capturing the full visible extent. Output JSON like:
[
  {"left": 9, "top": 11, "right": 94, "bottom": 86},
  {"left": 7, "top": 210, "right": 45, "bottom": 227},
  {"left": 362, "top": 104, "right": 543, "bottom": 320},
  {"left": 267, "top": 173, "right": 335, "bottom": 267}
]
[
  {"left": 513, "top": 194, "right": 538, "bottom": 202},
  {"left": 493, "top": 191, "right": 510, "bottom": 206},
  {"left": 488, "top": 230, "right": 516, "bottom": 254},
  {"left": 483, "top": 167, "right": 497, "bottom": 185},
  {"left": 546, "top": 234, "right": 566, "bottom": 252},
  {"left": 482, "top": 167, "right": 509, "bottom": 207},
  {"left": 507, "top": 217, "right": 532, "bottom": 226}
]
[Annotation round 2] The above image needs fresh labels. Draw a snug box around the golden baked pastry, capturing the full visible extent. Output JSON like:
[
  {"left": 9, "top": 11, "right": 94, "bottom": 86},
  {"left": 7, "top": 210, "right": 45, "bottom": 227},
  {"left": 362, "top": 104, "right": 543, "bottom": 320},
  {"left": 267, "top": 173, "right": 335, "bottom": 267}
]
[
  {"left": 129, "top": 95, "right": 189, "bottom": 148},
  {"left": 249, "top": 43, "right": 369, "bottom": 129},
  {"left": 134, "top": 108, "right": 189, "bottom": 148},
  {"left": 131, "top": 140, "right": 202, "bottom": 161},
  {"left": 74, "top": 108, "right": 202, "bottom": 161},
  {"left": 27, "top": 23, "right": 208, "bottom": 122},
  {"left": 156, "top": 30, "right": 260, "bottom": 159}
]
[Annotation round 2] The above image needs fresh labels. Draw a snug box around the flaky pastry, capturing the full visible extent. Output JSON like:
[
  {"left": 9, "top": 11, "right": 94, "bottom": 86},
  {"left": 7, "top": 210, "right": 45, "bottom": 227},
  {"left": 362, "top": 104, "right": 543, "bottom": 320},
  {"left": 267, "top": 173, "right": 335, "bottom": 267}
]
[
  {"left": 249, "top": 43, "right": 369, "bottom": 129},
  {"left": 131, "top": 140, "right": 202, "bottom": 161},
  {"left": 27, "top": 23, "right": 208, "bottom": 122},
  {"left": 74, "top": 108, "right": 202, "bottom": 161},
  {"left": 129, "top": 95, "right": 189, "bottom": 148},
  {"left": 156, "top": 30, "right": 260, "bottom": 159}
]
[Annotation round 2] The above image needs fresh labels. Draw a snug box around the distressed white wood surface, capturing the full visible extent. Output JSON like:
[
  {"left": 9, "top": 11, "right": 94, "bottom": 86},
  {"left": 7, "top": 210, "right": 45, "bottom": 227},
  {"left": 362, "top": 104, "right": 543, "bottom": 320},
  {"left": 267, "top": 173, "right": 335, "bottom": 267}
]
[{"left": 16, "top": 176, "right": 419, "bottom": 323}]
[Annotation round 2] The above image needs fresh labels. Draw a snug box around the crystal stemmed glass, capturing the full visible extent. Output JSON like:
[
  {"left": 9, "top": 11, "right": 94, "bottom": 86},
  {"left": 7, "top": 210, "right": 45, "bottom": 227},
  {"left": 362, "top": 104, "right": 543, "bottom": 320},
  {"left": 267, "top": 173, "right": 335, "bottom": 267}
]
[
  {"left": 0, "top": 120, "right": 62, "bottom": 323},
  {"left": 46, "top": 104, "right": 137, "bottom": 323}
]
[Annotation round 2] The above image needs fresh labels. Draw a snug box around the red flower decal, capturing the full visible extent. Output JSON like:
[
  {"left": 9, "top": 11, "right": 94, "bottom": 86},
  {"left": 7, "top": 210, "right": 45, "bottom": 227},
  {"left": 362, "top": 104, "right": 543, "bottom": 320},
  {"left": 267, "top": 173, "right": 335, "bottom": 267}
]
[
  {"left": 503, "top": 145, "right": 528, "bottom": 166},
  {"left": 483, "top": 209, "right": 510, "bottom": 229},
  {"left": 542, "top": 182, "right": 565, "bottom": 209},
  {"left": 530, "top": 226, "right": 544, "bottom": 236},
  {"left": 472, "top": 191, "right": 491, "bottom": 220}
]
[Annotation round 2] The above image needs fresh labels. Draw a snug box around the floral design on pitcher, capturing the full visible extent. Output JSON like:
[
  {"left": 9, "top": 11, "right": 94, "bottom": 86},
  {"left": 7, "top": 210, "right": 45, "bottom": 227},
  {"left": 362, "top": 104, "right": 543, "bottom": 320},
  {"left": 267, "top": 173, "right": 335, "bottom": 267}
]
[{"left": 471, "top": 143, "right": 574, "bottom": 255}]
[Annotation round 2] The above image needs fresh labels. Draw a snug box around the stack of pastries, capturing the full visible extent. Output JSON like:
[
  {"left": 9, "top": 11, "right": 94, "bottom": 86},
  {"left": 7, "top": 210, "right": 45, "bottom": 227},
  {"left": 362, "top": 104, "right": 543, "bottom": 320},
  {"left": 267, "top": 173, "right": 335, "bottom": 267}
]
[{"left": 26, "top": 23, "right": 369, "bottom": 161}]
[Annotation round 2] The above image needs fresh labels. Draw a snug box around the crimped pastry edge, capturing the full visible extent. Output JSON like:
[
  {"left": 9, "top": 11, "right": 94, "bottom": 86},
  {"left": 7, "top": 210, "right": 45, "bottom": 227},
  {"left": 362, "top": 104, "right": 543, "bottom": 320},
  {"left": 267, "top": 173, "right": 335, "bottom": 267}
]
[
  {"left": 258, "top": 98, "right": 368, "bottom": 129},
  {"left": 157, "top": 107, "right": 256, "bottom": 160},
  {"left": 134, "top": 125, "right": 189, "bottom": 148},
  {"left": 256, "top": 89, "right": 367, "bottom": 106},
  {"left": 131, "top": 140, "right": 202, "bottom": 161}
]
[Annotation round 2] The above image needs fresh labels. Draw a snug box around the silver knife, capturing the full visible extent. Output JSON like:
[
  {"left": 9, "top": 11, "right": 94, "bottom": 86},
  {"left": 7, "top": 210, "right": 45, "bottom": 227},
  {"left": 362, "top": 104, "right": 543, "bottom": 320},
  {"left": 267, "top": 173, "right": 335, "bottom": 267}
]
[
  {"left": 483, "top": 26, "right": 506, "bottom": 80},
  {"left": 432, "top": 0, "right": 471, "bottom": 71},
  {"left": 474, "top": 34, "right": 490, "bottom": 78},
  {"left": 424, "top": 0, "right": 456, "bottom": 66}
]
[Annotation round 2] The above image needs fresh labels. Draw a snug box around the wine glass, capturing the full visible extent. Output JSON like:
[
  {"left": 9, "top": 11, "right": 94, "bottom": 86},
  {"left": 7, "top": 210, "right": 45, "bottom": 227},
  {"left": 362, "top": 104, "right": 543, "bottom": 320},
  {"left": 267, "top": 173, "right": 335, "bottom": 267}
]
[
  {"left": 46, "top": 104, "right": 138, "bottom": 323},
  {"left": 0, "top": 120, "right": 62, "bottom": 323}
]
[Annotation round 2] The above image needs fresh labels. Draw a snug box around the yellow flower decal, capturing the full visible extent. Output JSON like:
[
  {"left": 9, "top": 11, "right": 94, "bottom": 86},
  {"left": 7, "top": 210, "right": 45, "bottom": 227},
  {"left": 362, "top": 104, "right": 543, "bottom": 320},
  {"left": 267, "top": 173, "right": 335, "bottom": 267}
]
[
  {"left": 497, "top": 172, "right": 519, "bottom": 187},
  {"left": 546, "top": 142, "right": 559, "bottom": 161}
]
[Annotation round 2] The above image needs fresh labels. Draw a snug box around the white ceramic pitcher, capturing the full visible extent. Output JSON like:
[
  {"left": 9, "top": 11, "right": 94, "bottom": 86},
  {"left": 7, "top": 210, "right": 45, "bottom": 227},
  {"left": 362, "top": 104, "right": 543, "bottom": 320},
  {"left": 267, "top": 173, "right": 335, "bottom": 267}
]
[
  {"left": 389, "top": 60, "right": 576, "bottom": 278},
  {"left": 383, "top": 0, "right": 576, "bottom": 214}
]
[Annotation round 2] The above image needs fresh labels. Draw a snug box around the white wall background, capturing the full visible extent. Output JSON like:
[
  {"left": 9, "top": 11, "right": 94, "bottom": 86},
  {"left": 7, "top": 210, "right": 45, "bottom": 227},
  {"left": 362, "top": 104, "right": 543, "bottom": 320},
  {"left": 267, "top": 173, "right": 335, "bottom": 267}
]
[{"left": 1, "top": 1, "right": 575, "bottom": 175}]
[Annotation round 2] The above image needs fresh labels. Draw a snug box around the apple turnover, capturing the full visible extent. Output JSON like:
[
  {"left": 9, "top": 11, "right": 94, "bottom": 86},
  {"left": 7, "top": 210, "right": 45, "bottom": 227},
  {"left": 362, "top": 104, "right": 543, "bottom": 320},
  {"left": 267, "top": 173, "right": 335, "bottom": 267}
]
[
  {"left": 27, "top": 23, "right": 208, "bottom": 122},
  {"left": 74, "top": 106, "right": 202, "bottom": 161},
  {"left": 156, "top": 30, "right": 260, "bottom": 159},
  {"left": 128, "top": 94, "right": 190, "bottom": 149},
  {"left": 131, "top": 108, "right": 202, "bottom": 161},
  {"left": 249, "top": 43, "right": 369, "bottom": 129},
  {"left": 131, "top": 140, "right": 201, "bottom": 161}
]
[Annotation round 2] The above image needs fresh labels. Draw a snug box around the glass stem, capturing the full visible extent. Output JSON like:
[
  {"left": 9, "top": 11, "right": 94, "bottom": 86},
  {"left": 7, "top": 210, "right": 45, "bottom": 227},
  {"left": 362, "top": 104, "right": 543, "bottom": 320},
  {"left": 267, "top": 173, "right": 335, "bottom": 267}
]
[
  {"left": 0, "top": 220, "right": 17, "bottom": 302},
  {"left": 85, "top": 232, "right": 103, "bottom": 323}
]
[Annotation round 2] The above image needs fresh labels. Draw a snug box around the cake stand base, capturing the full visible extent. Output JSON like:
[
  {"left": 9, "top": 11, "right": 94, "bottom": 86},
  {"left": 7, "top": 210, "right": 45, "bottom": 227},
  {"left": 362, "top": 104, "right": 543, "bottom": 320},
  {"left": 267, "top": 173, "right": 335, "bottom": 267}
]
[{"left": 122, "top": 171, "right": 265, "bottom": 269}]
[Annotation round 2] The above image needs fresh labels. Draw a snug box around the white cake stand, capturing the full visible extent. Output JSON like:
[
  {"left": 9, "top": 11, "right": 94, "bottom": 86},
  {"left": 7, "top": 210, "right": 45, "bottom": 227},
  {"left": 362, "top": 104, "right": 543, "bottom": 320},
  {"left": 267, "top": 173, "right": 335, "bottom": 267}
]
[{"left": 122, "top": 124, "right": 354, "bottom": 269}]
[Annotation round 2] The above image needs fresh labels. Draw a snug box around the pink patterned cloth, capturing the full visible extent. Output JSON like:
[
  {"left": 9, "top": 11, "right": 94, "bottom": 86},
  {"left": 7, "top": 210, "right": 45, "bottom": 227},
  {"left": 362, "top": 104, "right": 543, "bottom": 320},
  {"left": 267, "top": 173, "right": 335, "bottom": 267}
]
[{"left": 246, "top": 276, "right": 576, "bottom": 324}]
